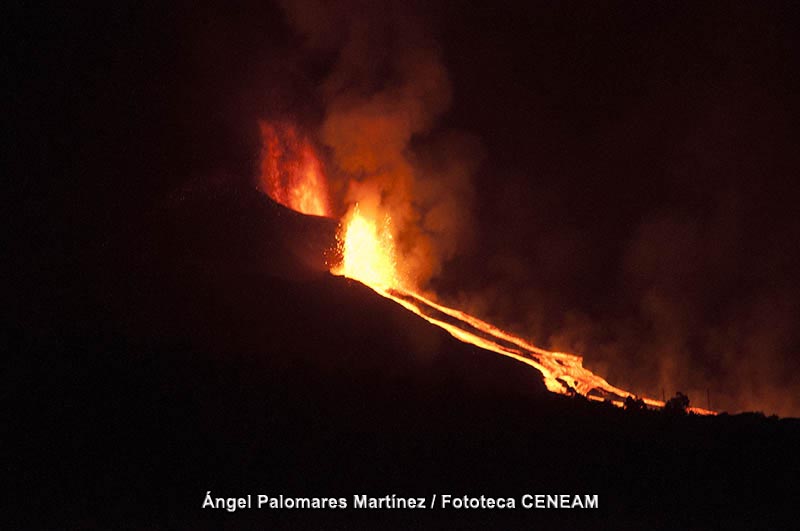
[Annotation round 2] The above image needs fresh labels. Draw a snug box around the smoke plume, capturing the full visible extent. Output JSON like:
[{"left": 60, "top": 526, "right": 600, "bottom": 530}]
[{"left": 281, "top": 0, "right": 478, "bottom": 286}]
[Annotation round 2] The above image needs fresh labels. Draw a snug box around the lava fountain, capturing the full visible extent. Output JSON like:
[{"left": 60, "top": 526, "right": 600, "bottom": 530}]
[
  {"left": 331, "top": 205, "right": 400, "bottom": 290},
  {"left": 259, "top": 121, "right": 330, "bottom": 217}
]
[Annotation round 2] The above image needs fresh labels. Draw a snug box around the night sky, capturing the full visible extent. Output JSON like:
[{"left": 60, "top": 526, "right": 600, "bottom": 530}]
[{"left": 10, "top": 1, "right": 800, "bottom": 415}]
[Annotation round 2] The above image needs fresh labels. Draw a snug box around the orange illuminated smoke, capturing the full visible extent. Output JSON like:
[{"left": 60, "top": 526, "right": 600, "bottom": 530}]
[{"left": 259, "top": 121, "right": 331, "bottom": 217}]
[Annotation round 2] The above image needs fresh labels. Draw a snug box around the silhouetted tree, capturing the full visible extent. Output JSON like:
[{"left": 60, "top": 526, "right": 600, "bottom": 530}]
[
  {"left": 664, "top": 392, "right": 690, "bottom": 415},
  {"left": 624, "top": 395, "right": 646, "bottom": 412}
]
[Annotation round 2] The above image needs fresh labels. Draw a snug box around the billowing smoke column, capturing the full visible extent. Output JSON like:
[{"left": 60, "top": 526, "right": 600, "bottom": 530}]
[{"left": 280, "top": 0, "right": 478, "bottom": 287}]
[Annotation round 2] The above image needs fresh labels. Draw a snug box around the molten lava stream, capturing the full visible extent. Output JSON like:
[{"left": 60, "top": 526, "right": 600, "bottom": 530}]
[{"left": 331, "top": 205, "right": 715, "bottom": 415}]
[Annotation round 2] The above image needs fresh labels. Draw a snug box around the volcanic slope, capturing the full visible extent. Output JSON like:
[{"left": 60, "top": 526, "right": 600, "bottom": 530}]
[{"left": 10, "top": 183, "right": 800, "bottom": 529}]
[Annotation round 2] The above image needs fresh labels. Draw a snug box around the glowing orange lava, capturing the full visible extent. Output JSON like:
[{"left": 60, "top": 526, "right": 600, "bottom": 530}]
[
  {"left": 332, "top": 205, "right": 714, "bottom": 415},
  {"left": 331, "top": 205, "right": 400, "bottom": 290},
  {"left": 259, "top": 121, "right": 330, "bottom": 217}
]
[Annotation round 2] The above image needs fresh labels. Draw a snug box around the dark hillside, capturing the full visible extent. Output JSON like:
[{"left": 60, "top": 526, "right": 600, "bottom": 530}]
[{"left": 9, "top": 185, "right": 800, "bottom": 529}]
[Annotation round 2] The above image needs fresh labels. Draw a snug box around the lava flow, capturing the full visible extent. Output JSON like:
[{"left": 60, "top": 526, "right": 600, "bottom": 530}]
[
  {"left": 260, "top": 121, "right": 713, "bottom": 415},
  {"left": 330, "top": 206, "right": 715, "bottom": 412}
]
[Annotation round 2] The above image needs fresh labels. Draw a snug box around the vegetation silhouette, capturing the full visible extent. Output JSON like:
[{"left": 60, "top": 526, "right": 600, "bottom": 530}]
[
  {"left": 664, "top": 392, "right": 691, "bottom": 415},
  {"left": 624, "top": 395, "right": 647, "bottom": 412}
]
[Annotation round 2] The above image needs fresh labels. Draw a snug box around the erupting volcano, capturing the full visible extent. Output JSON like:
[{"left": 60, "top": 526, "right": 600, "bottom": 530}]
[{"left": 259, "top": 120, "right": 713, "bottom": 415}]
